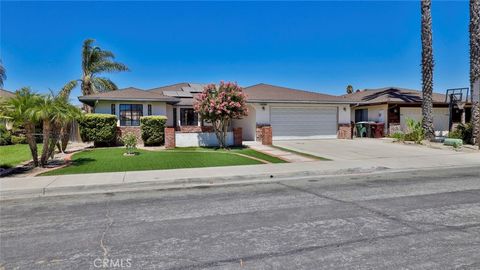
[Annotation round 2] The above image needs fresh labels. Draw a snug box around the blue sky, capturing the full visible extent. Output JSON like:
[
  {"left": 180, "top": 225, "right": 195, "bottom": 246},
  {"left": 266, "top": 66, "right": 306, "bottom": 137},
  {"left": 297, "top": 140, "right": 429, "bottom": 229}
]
[{"left": 0, "top": 1, "right": 470, "bottom": 103}]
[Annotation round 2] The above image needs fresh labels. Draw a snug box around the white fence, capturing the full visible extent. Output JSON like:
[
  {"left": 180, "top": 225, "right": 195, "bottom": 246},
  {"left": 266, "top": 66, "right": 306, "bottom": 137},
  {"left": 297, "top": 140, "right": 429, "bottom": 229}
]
[{"left": 175, "top": 132, "right": 234, "bottom": 147}]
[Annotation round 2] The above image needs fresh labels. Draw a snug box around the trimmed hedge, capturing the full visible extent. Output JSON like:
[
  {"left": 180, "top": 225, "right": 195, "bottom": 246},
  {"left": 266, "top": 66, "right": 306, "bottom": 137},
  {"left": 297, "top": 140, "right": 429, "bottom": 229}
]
[
  {"left": 140, "top": 116, "right": 167, "bottom": 146},
  {"left": 0, "top": 125, "right": 12, "bottom": 145},
  {"left": 79, "top": 114, "right": 118, "bottom": 147}
]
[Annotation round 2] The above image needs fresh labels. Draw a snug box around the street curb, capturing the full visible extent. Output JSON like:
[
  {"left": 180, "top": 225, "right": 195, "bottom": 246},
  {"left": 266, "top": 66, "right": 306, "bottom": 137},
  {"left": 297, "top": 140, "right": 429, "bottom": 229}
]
[
  {"left": 0, "top": 166, "right": 388, "bottom": 200},
  {"left": 1, "top": 164, "right": 478, "bottom": 201}
]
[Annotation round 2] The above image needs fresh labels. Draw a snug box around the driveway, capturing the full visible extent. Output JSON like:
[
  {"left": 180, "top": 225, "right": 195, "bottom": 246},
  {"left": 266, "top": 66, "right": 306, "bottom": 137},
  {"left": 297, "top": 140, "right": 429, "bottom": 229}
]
[{"left": 274, "top": 138, "right": 477, "bottom": 161}]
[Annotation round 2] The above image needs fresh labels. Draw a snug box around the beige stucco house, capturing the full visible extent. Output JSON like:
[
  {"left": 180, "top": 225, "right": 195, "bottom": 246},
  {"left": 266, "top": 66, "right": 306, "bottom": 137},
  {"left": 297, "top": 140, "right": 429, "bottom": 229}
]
[{"left": 78, "top": 83, "right": 353, "bottom": 142}]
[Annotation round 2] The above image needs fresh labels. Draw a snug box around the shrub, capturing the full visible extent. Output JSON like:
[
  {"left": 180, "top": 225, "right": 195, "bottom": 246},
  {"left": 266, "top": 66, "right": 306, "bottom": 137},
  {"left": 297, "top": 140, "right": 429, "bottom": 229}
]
[
  {"left": 11, "top": 134, "right": 27, "bottom": 144},
  {"left": 0, "top": 125, "right": 12, "bottom": 145},
  {"left": 140, "top": 116, "right": 167, "bottom": 146},
  {"left": 449, "top": 123, "right": 473, "bottom": 144},
  {"left": 122, "top": 133, "right": 137, "bottom": 155},
  {"left": 404, "top": 118, "right": 424, "bottom": 144},
  {"left": 78, "top": 114, "right": 118, "bottom": 147},
  {"left": 390, "top": 132, "right": 405, "bottom": 142}
]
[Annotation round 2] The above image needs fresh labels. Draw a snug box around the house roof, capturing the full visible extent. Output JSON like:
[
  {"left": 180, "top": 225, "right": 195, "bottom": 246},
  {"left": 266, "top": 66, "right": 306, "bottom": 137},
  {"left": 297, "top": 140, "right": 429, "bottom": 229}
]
[
  {"left": 0, "top": 89, "right": 15, "bottom": 99},
  {"left": 243, "top": 83, "right": 349, "bottom": 104},
  {"left": 78, "top": 87, "right": 179, "bottom": 106},
  {"left": 341, "top": 87, "right": 447, "bottom": 105},
  {"left": 149, "top": 83, "right": 209, "bottom": 98}
]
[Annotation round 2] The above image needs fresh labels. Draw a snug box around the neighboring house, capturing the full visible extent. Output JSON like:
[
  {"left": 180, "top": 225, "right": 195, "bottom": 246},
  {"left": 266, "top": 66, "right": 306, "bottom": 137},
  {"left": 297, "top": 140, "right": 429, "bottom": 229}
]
[
  {"left": 0, "top": 89, "right": 15, "bottom": 100},
  {"left": 78, "top": 83, "right": 353, "bottom": 142},
  {"left": 0, "top": 89, "right": 15, "bottom": 129},
  {"left": 342, "top": 87, "right": 471, "bottom": 136}
]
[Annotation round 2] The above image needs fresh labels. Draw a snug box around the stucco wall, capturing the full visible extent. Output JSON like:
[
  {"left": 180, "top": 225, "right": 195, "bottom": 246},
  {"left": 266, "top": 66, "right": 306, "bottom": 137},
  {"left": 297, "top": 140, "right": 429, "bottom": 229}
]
[
  {"left": 94, "top": 101, "right": 167, "bottom": 126},
  {"left": 232, "top": 104, "right": 256, "bottom": 141},
  {"left": 400, "top": 107, "right": 449, "bottom": 136},
  {"left": 175, "top": 132, "right": 234, "bottom": 147}
]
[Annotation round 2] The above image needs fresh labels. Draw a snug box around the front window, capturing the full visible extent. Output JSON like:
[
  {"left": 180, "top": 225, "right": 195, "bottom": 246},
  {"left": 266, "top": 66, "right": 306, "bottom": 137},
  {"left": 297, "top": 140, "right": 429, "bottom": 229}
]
[
  {"left": 355, "top": 109, "right": 368, "bottom": 122},
  {"left": 111, "top": 104, "right": 116, "bottom": 115},
  {"left": 148, "top": 104, "right": 152, "bottom": 116},
  {"left": 180, "top": 108, "right": 198, "bottom": 126},
  {"left": 120, "top": 104, "right": 143, "bottom": 126}
]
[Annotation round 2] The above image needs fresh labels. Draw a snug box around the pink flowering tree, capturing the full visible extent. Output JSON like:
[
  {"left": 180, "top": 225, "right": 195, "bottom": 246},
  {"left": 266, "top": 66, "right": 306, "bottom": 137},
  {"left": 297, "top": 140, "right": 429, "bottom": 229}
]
[{"left": 194, "top": 81, "right": 248, "bottom": 148}]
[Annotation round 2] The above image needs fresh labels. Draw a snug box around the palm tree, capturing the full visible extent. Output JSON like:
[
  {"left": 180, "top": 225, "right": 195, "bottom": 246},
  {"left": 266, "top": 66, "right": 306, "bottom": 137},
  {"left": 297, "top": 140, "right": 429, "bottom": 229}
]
[
  {"left": 346, "top": 85, "right": 354, "bottom": 94},
  {"left": 0, "top": 60, "right": 6, "bottom": 87},
  {"left": 0, "top": 88, "right": 41, "bottom": 166},
  {"left": 32, "top": 93, "right": 80, "bottom": 167},
  {"left": 421, "top": 0, "right": 435, "bottom": 140},
  {"left": 64, "top": 39, "right": 129, "bottom": 112},
  {"left": 470, "top": 0, "right": 480, "bottom": 146},
  {"left": 58, "top": 81, "right": 80, "bottom": 152}
]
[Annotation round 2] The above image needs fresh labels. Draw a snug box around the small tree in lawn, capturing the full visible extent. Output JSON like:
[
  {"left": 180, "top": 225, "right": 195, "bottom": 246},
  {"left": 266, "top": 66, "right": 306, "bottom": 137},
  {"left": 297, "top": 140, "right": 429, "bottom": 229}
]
[{"left": 194, "top": 82, "right": 248, "bottom": 149}]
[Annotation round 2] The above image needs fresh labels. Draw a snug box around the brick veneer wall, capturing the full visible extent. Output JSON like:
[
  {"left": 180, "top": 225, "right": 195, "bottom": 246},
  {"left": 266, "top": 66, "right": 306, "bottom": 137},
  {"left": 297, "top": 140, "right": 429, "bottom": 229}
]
[
  {"left": 233, "top": 127, "right": 242, "bottom": 146},
  {"left": 165, "top": 127, "right": 175, "bottom": 149},
  {"left": 261, "top": 126, "right": 272, "bottom": 145},
  {"left": 117, "top": 126, "right": 143, "bottom": 145},
  {"left": 177, "top": 126, "right": 214, "bottom": 133},
  {"left": 337, "top": 124, "right": 352, "bottom": 139},
  {"left": 256, "top": 124, "right": 270, "bottom": 142}
]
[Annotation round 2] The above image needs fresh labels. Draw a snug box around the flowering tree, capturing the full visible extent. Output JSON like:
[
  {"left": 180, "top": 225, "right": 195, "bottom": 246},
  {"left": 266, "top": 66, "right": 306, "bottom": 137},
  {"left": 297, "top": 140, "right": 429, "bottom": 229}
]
[{"left": 194, "top": 82, "right": 248, "bottom": 148}]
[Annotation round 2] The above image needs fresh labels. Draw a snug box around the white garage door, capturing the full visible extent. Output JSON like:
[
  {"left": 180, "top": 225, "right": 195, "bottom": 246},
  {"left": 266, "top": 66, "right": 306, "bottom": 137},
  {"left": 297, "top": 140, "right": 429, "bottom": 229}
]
[{"left": 270, "top": 107, "right": 338, "bottom": 140}]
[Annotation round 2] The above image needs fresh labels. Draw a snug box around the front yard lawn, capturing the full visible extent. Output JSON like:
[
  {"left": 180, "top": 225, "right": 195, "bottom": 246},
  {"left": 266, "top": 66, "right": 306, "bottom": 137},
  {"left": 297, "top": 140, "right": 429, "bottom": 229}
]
[
  {"left": 171, "top": 147, "right": 286, "bottom": 164},
  {"left": 41, "top": 147, "right": 285, "bottom": 176},
  {"left": 0, "top": 144, "right": 42, "bottom": 168}
]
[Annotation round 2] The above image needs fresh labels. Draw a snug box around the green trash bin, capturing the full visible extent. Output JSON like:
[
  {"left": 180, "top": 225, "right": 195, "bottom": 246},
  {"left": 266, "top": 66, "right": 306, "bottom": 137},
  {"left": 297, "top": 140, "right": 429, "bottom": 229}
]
[{"left": 355, "top": 123, "right": 367, "bottom": 138}]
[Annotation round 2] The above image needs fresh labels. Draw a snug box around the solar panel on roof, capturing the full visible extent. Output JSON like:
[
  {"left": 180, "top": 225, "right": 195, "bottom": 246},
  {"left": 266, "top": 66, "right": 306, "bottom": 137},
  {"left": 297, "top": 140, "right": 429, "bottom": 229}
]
[
  {"left": 162, "top": 91, "right": 178, "bottom": 97},
  {"left": 175, "top": 91, "right": 193, "bottom": 97}
]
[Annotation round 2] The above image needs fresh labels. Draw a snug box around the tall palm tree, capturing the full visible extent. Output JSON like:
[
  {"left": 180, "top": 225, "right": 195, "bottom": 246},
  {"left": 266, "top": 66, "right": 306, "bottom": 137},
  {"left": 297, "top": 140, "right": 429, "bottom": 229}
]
[
  {"left": 0, "top": 60, "right": 6, "bottom": 88},
  {"left": 0, "top": 88, "right": 41, "bottom": 166},
  {"left": 470, "top": 0, "right": 480, "bottom": 146},
  {"left": 421, "top": 0, "right": 435, "bottom": 140},
  {"left": 64, "top": 39, "right": 129, "bottom": 112}
]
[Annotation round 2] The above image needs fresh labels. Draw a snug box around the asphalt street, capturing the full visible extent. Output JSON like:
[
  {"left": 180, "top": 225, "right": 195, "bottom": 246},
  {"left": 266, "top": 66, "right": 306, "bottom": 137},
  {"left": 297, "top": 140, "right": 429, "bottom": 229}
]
[{"left": 1, "top": 166, "right": 480, "bottom": 269}]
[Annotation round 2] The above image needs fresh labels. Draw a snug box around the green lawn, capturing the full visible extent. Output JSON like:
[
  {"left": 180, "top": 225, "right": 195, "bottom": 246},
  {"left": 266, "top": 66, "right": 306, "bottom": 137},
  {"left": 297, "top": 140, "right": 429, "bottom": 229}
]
[
  {"left": 41, "top": 147, "right": 285, "bottom": 176},
  {"left": 171, "top": 147, "right": 287, "bottom": 164},
  {"left": 0, "top": 144, "right": 42, "bottom": 168}
]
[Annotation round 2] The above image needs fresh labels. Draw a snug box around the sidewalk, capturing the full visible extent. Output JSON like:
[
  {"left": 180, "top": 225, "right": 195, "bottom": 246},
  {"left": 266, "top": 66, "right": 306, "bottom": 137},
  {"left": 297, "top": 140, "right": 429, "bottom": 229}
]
[{"left": 1, "top": 151, "right": 479, "bottom": 200}]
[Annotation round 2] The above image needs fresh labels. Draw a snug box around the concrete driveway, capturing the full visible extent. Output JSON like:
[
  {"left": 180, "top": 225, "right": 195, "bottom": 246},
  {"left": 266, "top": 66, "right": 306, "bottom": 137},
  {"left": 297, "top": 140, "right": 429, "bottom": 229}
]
[{"left": 274, "top": 138, "right": 476, "bottom": 161}]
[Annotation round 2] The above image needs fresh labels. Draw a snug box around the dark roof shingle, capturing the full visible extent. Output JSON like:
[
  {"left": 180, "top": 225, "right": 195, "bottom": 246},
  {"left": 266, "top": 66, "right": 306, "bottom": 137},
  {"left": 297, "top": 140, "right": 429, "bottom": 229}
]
[
  {"left": 243, "top": 83, "right": 348, "bottom": 103},
  {"left": 341, "top": 87, "right": 446, "bottom": 104},
  {"left": 0, "top": 89, "right": 15, "bottom": 99},
  {"left": 78, "top": 87, "right": 179, "bottom": 106}
]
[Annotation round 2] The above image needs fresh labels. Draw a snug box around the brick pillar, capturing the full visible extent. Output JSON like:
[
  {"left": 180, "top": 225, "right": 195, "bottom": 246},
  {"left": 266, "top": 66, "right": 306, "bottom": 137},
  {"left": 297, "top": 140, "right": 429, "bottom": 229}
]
[
  {"left": 261, "top": 126, "right": 272, "bottom": 145},
  {"left": 233, "top": 127, "right": 242, "bottom": 147},
  {"left": 337, "top": 124, "right": 352, "bottom": 139},
  {"left": 164, "top": 127, "right": 175, "bottom": 149}
]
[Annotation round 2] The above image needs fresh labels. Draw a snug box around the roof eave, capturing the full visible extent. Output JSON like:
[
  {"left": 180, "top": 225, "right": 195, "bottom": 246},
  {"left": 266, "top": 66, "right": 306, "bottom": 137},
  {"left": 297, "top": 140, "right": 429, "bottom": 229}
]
[
  {"left": 78, "top": 97, "right": 180, "bottom": 105},
  {"left": 246, "top": 99, "right": 354, "bottom": 104}
]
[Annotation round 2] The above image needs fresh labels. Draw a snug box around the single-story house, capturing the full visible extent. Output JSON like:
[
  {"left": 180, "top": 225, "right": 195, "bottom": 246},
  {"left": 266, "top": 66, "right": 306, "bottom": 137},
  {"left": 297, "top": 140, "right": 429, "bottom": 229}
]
[
  {"left": 0, "top": 89, "right": 15, "bottom": 129},
  {"left": 342, "top": 87, "right": 472, "bottom": 136},
  {"left": 78, "top": 83, "right": 353, "bottom": 143},
  {"left": 0, "top": 89, "right": 15, "bottom": 100}
]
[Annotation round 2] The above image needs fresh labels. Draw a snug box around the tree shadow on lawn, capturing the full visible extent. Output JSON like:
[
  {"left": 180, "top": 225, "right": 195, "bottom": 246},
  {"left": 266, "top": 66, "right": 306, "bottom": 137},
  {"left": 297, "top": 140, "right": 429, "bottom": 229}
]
[{"left": 69, "top": 158, "right": 96, "bottom": 167}]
